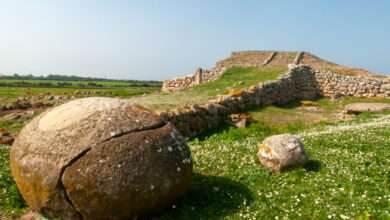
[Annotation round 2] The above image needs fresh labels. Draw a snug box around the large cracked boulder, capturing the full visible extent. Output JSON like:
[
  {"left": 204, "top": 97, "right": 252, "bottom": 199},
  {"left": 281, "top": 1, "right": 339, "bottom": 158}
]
[
  {"left": 10, "top": 97, "right": 192, "bottom": 220},
  {"left": 258, "top": 134, "right": 308, "bottom": 172}
]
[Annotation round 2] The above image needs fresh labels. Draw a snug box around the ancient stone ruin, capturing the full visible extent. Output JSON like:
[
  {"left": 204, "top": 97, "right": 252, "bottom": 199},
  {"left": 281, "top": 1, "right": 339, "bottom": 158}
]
[
  {"left": 158, "top": 51, "right": 390, "bottom": 137},
  {"left": 158, "top": 65, "right": 390, "bottom": 137},
  {"left": 162, "top": 50, "right": 376, "bottom": 92},
  {"left": 10, "top": 50, "right": 390, "bottom": 219}
]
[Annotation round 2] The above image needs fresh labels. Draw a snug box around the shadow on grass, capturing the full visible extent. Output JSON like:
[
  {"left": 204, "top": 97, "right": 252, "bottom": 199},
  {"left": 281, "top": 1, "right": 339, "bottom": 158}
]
[
  {"left": 160, "top": 173, "right": 254, "bottom": 220},
  {"left": 188, "top": 98, "right": 330, "bottom": 142},
  {"left": 248, "top": 97, "right": 324, "bottom": 112},
  {"left": 303, "top": 159, "right": 322, "bottom": 172},
  {"left": 191, "top": 122, "right": 234, "bottom": 141},
  {"left": 273, "top": 100, "right": 302, "bottom": 109}
]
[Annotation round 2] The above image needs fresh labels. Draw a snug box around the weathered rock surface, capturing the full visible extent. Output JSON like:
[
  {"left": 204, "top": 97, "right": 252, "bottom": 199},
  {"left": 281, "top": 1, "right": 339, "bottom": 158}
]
[
  {"left": 19, "top": 211, "right": 43, "bottom": 220},
  {"left": 229, "top": 113, "right": 251, "bottom": 128},
  {"left": 345, "top": 103, "right": 390, "bottom": 114},
  {"left": 315, "top": 70, "right": 390, "bottom": 98},
  {"left": 258, "top": 134, "right": 308, "bottom": 172},
  {"left": 0, "top": 128, "right": 14, "bottom": 145},
  {"left": 11, "top": 97, "right": 192, "bottom": 220},
  {"left": 227, "top": 88, "right": 245, "bottom": 97},
  {"left": 300, "top": 100, "right": 320, "bottom": 107}
]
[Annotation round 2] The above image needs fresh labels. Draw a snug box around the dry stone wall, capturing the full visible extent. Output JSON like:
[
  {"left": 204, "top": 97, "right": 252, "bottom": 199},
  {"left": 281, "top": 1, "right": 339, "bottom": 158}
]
[
  {"left": 162, "top": 67, "right": 225, "bottom": 92},
  {"left": 159, "top": 66, "right": 320, "bottom": 137},
  {"left": 162, "top": 51, "right": 304, "bottom": 92},
  {"left": 159, "top": 65, "right": 390, "bottom": 138},
  {"left": 161, "top": 75, "right": 195, "bottom": 92},
  {"left": 159, "top": 49, "right": 390, "bottom": 136},
  {"left": 314, "top": 70, "right": 390, "bottom": 98},
  {"left": 162, "top": 51, "right": 273, "bottom": 92}
]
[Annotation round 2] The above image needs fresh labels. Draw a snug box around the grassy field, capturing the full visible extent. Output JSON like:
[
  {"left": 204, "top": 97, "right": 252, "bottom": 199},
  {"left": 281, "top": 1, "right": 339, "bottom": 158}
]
[
  {"left": 1, "top": 111, "right": 390, "bottom": 219},
  {"left": 0, "top": 79, "right": 160, "bottom": 87},
  {"left": 1, "top": 67, "right": 390, "bottom": 219},
  {"left": 0, "top": 67, "right": 284, "bottom": 108},
  {"left": 0, "top": 76, "right": 162, "bottom": 107},
  {"left": 0, "top": 86, "right": 159, "bottom": 99},
  {"left": 249, "top": 97, "right": 390, "bottom": 128},
  {"left": 159, "top": 113, "right": 390, "bottom": 220},
  {"left": 131, "top": 67, "right": 286, "bottom": 110}
]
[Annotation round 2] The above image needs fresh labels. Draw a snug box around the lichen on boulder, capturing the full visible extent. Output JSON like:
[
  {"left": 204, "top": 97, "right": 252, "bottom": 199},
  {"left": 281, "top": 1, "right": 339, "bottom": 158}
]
[{"left": 10, "top": 97, "right": 192, "bottom": 220}]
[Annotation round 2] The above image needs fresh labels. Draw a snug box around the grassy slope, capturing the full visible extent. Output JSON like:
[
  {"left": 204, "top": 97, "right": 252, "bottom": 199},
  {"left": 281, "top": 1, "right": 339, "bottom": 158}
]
[
  {"left": 131, "top": 67, "right": 286, "bottom": 111},
  {"left": 161, "top": 112, "right": 390, "bottom": 220}
]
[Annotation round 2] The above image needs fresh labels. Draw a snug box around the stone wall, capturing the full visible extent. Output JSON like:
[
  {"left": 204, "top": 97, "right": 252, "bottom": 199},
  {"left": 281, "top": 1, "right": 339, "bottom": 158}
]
[
  {"left": 159, "top": 65, "right": 390, "bottom": 138},
  {"left": 314, "top": 70, "right": 390, "bottom": 98},
  {"left": 162, "top": 51, "right": 304, "bottom": 92},
  {"left": 162, "top": 67, "right": 225, "bottom": 92},
  {"left": 161, "top": 75, "right": 195, "bottom": 92},
  {"left": 159, "top": 66, "right": 320, "bottom": 137}
]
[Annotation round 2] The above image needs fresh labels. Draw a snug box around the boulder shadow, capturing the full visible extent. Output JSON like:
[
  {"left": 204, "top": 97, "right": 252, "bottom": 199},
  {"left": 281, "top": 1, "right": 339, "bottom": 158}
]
[
  {"left": 160, "top": 173, "right": 253, "bottom": 219},
  {"left": 303, "top": 159, "right": 322, "bottom": 172}
]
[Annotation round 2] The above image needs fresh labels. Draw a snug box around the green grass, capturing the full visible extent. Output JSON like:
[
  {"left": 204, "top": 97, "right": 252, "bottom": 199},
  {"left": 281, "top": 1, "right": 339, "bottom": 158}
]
[
  {"left": 0, "top": 79, "right": 160, "bottom": 87},
  {"left": 1, "top": 66, "right": 390, "bottom": 219},
  {"left": 315, "top": 96, "right": 390, "bottom": 109},
  {"left": 0, "top": 146, "right": 26, "bottom": 219},
  {"left": 160, "top": 113, "right": 390, "bottom": 219},
  {"left": 131, "top": 67, "right": 286, "bottom": 110},
  {"left": 249, "top": 97, "right": 390, "bottom": 128},
  {"left": 0, "top": 120, "right": 26, "bottom": 134},
  {"left": 0, "top": 110, "right": 41, "bottom": 134},
  {"left": 1, "top": 112, "right": 389, "bottom": 219},
  {"left": 0, "top": 86, "right": 160, "bottom": 105}
]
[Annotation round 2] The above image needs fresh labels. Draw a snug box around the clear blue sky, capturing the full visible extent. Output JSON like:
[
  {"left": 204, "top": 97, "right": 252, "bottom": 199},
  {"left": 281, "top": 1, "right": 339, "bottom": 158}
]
[{"left": 0, "top": 0, "right": 389, "bottom": 80}]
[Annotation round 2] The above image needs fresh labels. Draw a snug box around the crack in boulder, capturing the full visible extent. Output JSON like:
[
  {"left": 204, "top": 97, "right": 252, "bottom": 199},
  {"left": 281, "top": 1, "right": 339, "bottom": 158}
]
[
  {"left": 107, "top": 120, "right": 166, "bottom": 140},
  {"left": 57, "top": 147, "right": 91, "bottom": 220},
  {"left": 56, "top": 120, "right": 168, "bottom": 220}
]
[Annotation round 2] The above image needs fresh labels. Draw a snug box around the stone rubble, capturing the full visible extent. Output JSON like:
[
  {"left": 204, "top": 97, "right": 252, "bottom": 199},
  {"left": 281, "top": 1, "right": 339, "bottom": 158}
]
[
  {"left": 229, "top": 113, "right": 251, "bottom": 128},
  {"left": 0, "top": 128, "right": 14, "bottom": 145}
]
